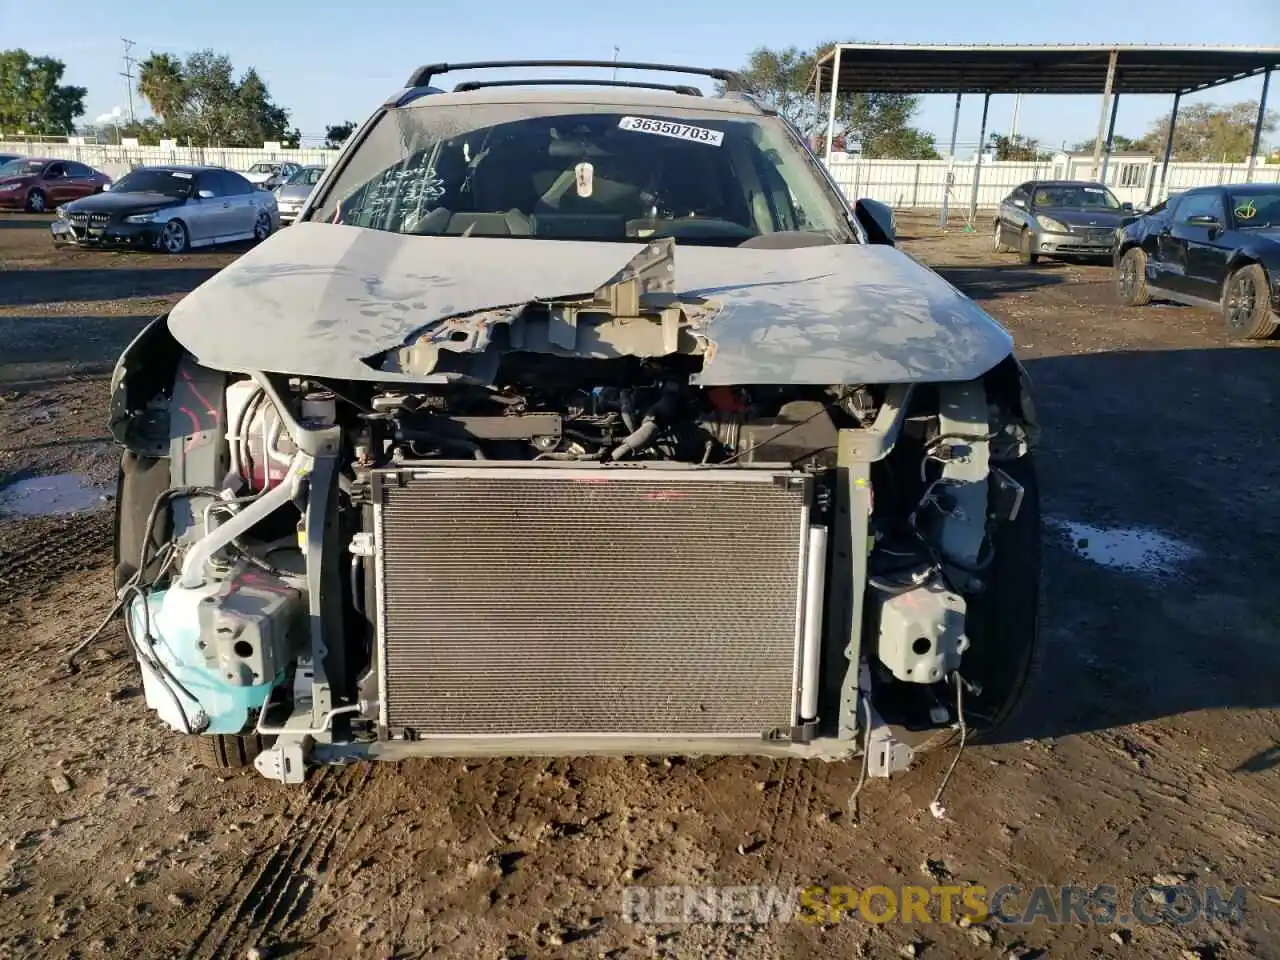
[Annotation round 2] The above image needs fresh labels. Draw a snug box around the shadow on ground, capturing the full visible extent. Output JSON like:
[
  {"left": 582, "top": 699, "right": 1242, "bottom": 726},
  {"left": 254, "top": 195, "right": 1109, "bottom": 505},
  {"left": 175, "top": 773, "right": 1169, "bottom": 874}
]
[
  {"left": 0, "top": 314, "right": 155, "bottom": 383},
  {"left": 0, "top": 267, "right": 223, "bottom": 307},
  {"left": 934, "top": 261, "right": 1073, "bottom": 300},
  {"left": 990, "top": 345, "right": 1279, "bottom": 745}
]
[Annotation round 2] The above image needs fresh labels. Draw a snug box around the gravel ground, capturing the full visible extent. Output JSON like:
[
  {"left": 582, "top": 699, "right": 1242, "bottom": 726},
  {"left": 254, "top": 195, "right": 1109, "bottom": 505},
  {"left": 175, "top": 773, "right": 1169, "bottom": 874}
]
[{"left": 0, "top": 210, "right": 1276, "bottom": 959}]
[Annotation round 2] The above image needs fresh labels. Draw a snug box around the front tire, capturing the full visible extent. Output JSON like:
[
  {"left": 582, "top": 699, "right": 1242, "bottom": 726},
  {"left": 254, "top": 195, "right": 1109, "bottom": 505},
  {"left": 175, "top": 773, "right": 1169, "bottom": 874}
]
[
  {"left": 1222, "top": 263, "right": 1278, "bottom": 340},
  {"left": 1019, "top": 229, "right": 1040, "bottom": 265},
  {"left": 158, "top": 219, "right": 189, "bottom": 254},
  {"left": 196, "top": 734, "right": 273, "bottom": 771},
  {"left": 992, "top": 220, "right": 1010, "bottom": 253},
  {"left": 1117, "top": 247, "right": 1151, "bottom": 306},
  {"left": 253, "top": 210, "right": 272, "bottom": 242},
  {"left": 26, "top": 189, "right": 46, "bottom": 213}
]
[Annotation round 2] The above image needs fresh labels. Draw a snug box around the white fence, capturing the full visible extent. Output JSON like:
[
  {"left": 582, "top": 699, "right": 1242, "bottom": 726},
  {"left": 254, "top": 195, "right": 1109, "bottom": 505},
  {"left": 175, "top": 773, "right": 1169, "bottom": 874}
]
[
  {"left": 4, "top": 138, "right": 1278, "bottom": 212},
  {"left": 0, "top": 141, "right": 338, "bottom": 181},
  {"left": 824, "top": 157, "right": 1280, "bottom": 213}
]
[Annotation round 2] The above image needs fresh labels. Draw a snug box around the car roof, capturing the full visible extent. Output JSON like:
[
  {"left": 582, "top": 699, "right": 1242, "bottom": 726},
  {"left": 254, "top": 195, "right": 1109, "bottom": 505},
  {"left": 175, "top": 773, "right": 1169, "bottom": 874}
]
[
  {"left": 1028, "top": 180, "right": 1109, "bottom": 188},
  {"left": 393, "top": 86, "right": 769, "bottom": 118},
  {"left": 133, "top": 164, "right": 230, "bottom": 174},
  {"left": 1219, "top": 183, "right": 1280, "bottom": 195}
]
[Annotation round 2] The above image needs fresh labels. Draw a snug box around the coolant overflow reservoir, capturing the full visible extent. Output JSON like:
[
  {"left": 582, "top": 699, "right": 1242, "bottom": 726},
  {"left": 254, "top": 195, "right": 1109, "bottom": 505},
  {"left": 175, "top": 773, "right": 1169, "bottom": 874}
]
[{"left": 301, "top": 390, "right": 336, "bottom": 425}]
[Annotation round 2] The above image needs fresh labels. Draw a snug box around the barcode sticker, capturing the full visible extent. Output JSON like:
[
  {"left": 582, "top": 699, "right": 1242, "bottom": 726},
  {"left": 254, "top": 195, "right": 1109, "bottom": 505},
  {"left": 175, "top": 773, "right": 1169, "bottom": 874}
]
[{"left": 618, "top": 116, "right": 724, "bottom": 147}]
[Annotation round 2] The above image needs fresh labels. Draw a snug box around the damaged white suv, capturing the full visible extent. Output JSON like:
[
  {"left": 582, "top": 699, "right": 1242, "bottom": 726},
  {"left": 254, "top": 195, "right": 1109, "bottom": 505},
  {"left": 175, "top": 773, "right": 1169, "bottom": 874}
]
[{"left": 106, "top": 60, "right": 1041, "bottom": 784}]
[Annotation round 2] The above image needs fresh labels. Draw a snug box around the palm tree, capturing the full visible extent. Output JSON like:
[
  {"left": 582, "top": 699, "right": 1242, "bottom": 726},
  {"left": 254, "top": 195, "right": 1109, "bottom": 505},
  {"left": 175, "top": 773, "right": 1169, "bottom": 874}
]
[{"left": 137, "top": 53, "right": 186, "bottom": 127}]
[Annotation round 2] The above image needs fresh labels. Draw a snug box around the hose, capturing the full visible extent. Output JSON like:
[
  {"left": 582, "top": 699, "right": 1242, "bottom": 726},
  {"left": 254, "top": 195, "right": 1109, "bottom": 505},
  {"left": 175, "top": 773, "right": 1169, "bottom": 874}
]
[{"left": 610, "top": 382, "right": 680, "bottom": 460}]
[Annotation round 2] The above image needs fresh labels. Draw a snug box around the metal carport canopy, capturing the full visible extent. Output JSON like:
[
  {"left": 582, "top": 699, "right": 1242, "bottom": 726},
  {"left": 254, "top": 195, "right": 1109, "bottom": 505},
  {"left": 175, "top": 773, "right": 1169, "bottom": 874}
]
[
  {"left": 811, "top": 43, "right": 1280, "bottom": 223},
  {"left": 811, "top": 43, "right": 1280, "bottom": 96}
]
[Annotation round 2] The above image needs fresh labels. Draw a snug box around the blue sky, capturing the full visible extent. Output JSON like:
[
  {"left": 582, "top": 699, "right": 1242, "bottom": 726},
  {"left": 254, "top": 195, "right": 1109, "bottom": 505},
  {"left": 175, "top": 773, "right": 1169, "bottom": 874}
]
[{"left": 6, "top": 0, "right": 1278, "bottom": 150}]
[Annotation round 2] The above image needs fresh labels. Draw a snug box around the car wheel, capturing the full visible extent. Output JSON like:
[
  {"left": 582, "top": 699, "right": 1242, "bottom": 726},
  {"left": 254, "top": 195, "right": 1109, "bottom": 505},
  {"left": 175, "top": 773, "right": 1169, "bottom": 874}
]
[
  {"left": 195, "top": 733, "right": 274, "bottom": 771},
  {"left": 253, "top": 210, "right": 272, "bottom": 242},
  {"left": 992, "top": 220, "right": 1010, "bottom": 253},
  {"left": 1222, "top": 263, "right": 1278, "bottom": 340},
  {"left": 1117, "top": 247, "right": 1151, "bottom": 306},
  {"left": 159, "top": 219, "right": 190, "bottom": 254},
  {"left": 26, "top": 189, "right": 46, "bottom": 213},
  {"left": 1019, "top": 229, "right": 1039, "bottom": 265}
]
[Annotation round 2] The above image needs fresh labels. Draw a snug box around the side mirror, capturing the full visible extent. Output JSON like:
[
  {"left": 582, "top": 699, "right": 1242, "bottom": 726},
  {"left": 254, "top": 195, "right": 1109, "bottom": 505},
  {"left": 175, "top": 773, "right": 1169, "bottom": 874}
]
[
  {"left": 854, "top": 198, "right": 895, "bottom": 246},
  {"left": 1011, "top": 197, "right": 1027, "bottom": 209},
  {"left": 101, "top": 183, "right": 111, "bottom": 191},
  {"left": 197, "top": 189, "right": 215, "bottom": 200},
  {"left": 1121, "top": 202, "right": 1134, "bottom": 212},
  {"left": 1185, "top": 214, "right": 1220, "bottom": 227}
]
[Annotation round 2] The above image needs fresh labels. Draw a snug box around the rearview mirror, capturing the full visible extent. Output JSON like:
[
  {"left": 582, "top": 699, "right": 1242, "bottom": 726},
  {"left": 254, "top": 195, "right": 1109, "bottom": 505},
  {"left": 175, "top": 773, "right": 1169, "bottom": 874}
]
[
  {"left": 854, "top": 198, "right": 895, "bottom": 245},
  {"left": 197, "top": 189, "right": 215, "bottom": 200}
]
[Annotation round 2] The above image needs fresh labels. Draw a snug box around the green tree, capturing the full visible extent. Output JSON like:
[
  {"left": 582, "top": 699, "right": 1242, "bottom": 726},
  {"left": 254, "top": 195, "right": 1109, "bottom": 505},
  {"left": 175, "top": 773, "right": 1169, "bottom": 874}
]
[
  {"left": 729, "top": 44, "right": 938, "bottom": 159},
  {"left": 1070, "top": 133, "right": 1139, "bottom": 153},
  {"left": 989, "top": 132, "right": 1051, "bottom": 161},
  {"left": 137, "top": 53, "right": 186, "bottom": 128},
  {"left": 325, "top": 121, "right": 356, "bottom": 148},
  {"left": 135, "top": 49, "right": 292, "bottom": 147},
  {"left": 1135, "top": 101, "right": 1277, "bottom": 162},
  {"left": 0, "top": 49, "right": 86, "bottom": 135}
]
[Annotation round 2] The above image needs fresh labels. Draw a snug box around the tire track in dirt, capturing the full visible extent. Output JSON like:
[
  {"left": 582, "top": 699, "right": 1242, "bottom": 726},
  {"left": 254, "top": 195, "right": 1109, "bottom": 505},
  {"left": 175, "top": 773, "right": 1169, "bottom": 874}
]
[
  {"left": 183, "top": 765, "right": 369, "bottom": 959},
  {"left": 0, "top": 512, "right": 112, "bottom": 604}
]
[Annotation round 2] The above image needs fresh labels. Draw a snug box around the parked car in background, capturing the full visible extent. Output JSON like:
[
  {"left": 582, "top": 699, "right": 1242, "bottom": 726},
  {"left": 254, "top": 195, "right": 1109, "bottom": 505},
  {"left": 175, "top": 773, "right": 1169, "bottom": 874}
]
[
  {"left": 1115, "top": 183, "right": 1280, "bottom": 340},
  {"left": 0, "top": 153, "right": 23, "bottom": 168},
  {"left": 244, "top": 161, "right": 301, "bottom": 190},
  {"left": 0, "top": 157, "right": 112, "bottom": 212},
  {"left": 51, "top": 165, "right": 279, "bottom": 253},
  {"left": 993, "top": 180, "right": 1135, "bottom": 264},
  {"left": 272, "top": 164, "right": 325, "bottom": 224}
]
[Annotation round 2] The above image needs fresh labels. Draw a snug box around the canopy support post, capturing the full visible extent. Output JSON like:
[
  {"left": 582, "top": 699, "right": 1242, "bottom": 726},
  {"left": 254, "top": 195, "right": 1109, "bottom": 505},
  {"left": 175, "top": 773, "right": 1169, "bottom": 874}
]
[
  {"left": 968, "top": 93, "right": 991, "bottom": 225},
  {"left": 1246, "top": 68, "right": 1272, "bottom": 183},
  {"left": 939, "top": 92, "right": 963, "bottom": 229}
]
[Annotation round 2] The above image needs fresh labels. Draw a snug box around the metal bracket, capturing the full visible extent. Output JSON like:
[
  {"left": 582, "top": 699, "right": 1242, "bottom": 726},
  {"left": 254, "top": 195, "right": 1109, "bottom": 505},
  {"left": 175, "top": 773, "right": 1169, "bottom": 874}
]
[
  {"left": 254, "top": 740, "right": 309, "bottom": 784},
  {"left": 866, "top": 706, "right": 915, "bottom": 778}
]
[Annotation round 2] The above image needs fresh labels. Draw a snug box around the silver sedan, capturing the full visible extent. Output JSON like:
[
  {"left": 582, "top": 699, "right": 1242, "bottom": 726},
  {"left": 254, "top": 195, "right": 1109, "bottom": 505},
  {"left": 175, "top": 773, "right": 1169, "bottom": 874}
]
[{"left": 272, "top": 165, "right": 326, "bottom": 224}]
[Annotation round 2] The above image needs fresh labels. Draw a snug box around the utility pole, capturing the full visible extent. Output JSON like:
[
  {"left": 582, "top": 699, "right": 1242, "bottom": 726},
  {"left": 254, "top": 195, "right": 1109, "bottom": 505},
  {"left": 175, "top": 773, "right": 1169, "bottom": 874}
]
[
  {"left": 120, "top": 38, "right": 138, "bottom": 125},
  {"left": 1010, "top": 93, "right": 1022, "bottom": 141},
  {"left": 612, "top": 46, "right": 619, "bottom": 81}
]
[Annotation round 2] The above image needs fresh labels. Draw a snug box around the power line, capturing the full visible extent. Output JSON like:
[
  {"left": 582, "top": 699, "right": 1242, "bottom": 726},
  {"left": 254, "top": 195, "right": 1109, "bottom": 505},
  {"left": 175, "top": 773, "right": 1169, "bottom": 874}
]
[{"left": 120, "top": 38, "right": 137, "bottom": 125}]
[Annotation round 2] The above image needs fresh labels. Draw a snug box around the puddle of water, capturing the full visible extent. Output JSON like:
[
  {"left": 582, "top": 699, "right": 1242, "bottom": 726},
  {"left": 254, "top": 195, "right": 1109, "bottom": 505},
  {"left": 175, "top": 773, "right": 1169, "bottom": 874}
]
[
  {"left": 0, "top": 473, "right": 112, "bottom": 519},
  {"left": 1049, "top": 518, "right": 1200, "bottom": 580}
]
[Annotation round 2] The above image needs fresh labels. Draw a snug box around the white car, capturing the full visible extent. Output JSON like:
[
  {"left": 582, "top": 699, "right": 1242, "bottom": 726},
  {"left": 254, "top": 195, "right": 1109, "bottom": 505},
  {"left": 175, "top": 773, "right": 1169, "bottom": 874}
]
[{"left": 244, "top": 161, "right": 300, "bottom": 190}]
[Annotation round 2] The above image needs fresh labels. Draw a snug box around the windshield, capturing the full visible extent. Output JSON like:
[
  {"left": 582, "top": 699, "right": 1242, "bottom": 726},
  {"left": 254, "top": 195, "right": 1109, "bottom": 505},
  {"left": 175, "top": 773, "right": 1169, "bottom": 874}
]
[
  {"left": 1032, "top": 184, "right": 1121, "bottom": 210},
  {"left": 0, "top": 159, "right": 46, "bottom": 177},
  {"left": 1228, "top": 189, "right": 1280, "bottom": 229},
  {"left": 111, "top": 169, "right": 194, "bottom": 198},
  {"left": 309, "top": 103, "right": 855, "bottom": 245},
  {"left": 288, "top": 166, "right": 325, "bottom": 186}
]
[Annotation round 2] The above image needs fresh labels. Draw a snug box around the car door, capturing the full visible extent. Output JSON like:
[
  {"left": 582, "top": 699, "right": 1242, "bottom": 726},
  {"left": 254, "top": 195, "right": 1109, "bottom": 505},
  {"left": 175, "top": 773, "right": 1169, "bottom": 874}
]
[
  {"left": 1161, "top": 193, "right": 1224, "bottom": 298},
  {"left": 41, "top": 161, "right": 69, "bottom": 203},
  {"left": 62, "top": 162, "right": 95, "bottom": 200},
  {"left": 1182, "top": 192, "right": 1234, "bottom": 301},
  {"left": 220, "top": 170, "right": 259, "bottom": 236},
  {"left": 189, "top": 171, "right": 230, "bottom": 242},
  {"left": 1000, "top": 184, "right": 1032, "bottom": 243}
]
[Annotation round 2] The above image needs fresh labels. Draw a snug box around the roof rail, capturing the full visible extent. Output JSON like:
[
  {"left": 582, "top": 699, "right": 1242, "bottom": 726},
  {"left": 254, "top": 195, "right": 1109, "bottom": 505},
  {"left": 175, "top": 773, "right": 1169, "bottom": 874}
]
[
  {"left": 452, "top": 78, "right": 703, "bottom": 96},
  {"left": 406, "top": 59, "right": 746, "bottom": 92}
]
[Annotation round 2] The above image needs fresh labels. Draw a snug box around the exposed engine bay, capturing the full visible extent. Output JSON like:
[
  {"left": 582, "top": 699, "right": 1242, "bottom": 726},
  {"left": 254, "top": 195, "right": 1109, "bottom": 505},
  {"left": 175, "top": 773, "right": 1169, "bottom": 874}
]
[{"left": 107, "top": 313, "right": 1038, "bottom": 785}]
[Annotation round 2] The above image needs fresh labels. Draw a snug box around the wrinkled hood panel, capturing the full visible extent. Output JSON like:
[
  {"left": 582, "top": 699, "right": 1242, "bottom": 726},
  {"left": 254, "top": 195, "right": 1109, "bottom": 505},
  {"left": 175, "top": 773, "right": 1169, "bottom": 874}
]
[{"left": 166, "top": 222, "right": 1014, "bottom": 386}]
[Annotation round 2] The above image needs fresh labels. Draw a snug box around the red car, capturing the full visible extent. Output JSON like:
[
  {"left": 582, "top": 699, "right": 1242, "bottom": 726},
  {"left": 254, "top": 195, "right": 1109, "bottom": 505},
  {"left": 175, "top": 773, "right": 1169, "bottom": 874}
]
[{"left": 0, "top": 157, "right": 112, "bottom": 212}]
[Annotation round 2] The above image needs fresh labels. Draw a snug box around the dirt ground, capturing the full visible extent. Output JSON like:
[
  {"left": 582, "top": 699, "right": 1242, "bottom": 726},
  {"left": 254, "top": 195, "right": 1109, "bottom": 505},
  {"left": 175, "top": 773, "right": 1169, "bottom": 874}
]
[{"left": 0, "top": 210, "right": 1276, "bottom": 960}]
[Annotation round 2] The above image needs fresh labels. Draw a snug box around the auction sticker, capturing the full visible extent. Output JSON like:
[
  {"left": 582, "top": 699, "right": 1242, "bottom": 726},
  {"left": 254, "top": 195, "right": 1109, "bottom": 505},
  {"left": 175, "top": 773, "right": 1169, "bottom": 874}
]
[{"left": 618, "top": 116, "right": 724, "bottom": 146}]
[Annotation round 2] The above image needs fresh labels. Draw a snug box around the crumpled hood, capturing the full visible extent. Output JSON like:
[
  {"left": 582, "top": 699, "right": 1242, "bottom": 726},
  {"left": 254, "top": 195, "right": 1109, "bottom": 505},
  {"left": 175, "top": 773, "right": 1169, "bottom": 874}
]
[{"left": 166, "top": 222, "right": 1014, "bottom": 386}]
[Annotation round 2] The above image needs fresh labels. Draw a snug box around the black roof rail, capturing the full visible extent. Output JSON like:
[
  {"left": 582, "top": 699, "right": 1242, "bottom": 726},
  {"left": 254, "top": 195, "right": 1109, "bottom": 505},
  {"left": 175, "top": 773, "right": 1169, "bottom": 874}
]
[
  {"left": 406, "top": 59, "right": 746, "bottom": 92},
  {"left": 452, "top": 78, "right": 703, "bottom": 96}
]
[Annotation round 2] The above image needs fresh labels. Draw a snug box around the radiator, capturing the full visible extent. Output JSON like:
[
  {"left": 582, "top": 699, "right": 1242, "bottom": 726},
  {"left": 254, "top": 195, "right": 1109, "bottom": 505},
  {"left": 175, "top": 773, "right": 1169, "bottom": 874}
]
[{"left": 370, "top": 465, "right": 813, "bottom": 738}]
